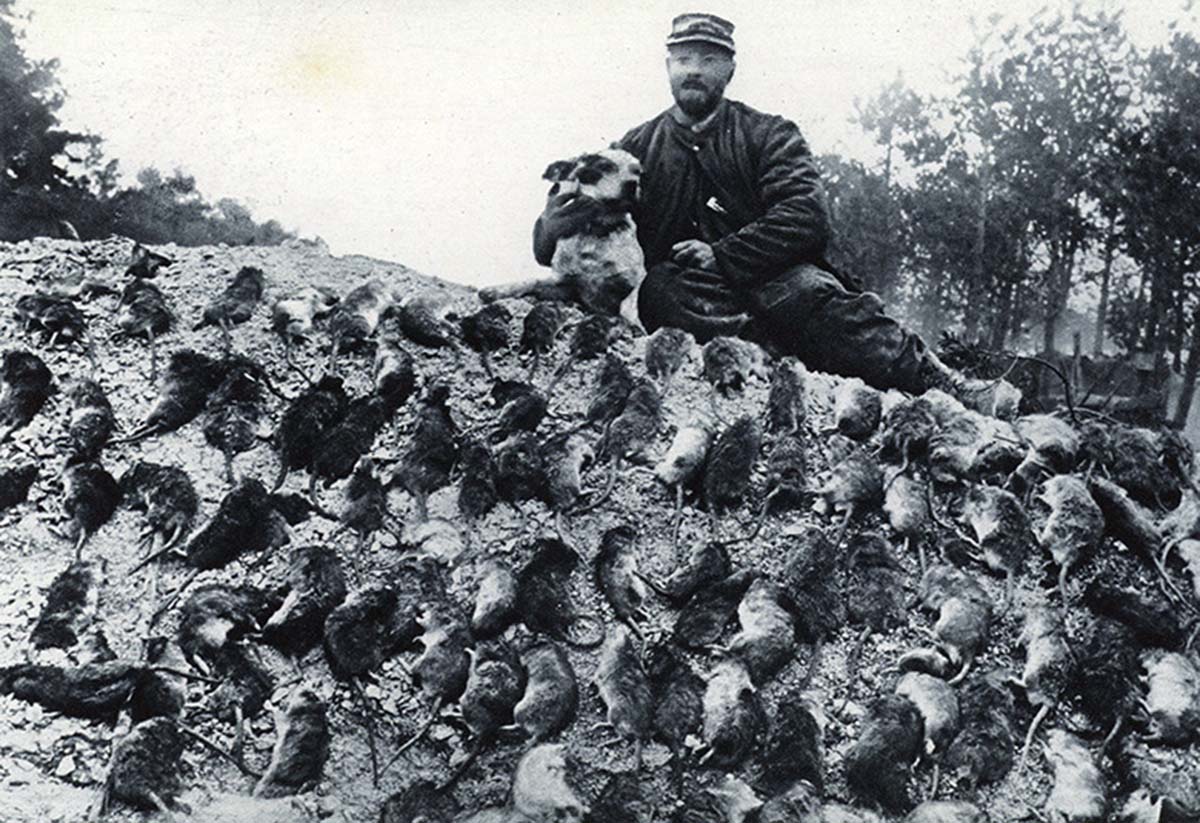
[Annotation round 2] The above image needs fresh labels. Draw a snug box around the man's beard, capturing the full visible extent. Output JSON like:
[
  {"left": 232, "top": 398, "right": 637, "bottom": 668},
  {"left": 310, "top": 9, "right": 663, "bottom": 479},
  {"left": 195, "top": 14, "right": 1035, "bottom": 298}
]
[{"left": 673, "top": 82, "right": 723, "bottom": 118}]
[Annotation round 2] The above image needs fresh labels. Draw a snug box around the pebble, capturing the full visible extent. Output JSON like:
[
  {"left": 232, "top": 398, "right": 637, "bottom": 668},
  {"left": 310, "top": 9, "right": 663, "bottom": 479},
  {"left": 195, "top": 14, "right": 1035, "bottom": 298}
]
[{"left": 54, "top": 755, "right": 75, "bottom": 778}]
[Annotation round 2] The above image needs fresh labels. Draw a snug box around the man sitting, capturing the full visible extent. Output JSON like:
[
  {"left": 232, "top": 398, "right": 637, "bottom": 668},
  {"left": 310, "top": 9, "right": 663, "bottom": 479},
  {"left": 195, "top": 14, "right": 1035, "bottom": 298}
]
[{"left": 534, "top": 12, "right": 1006, "bottom": 405}]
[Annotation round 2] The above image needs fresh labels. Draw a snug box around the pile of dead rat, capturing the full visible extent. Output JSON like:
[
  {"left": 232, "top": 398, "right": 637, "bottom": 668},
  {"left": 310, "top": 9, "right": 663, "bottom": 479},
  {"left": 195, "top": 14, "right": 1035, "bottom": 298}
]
[{"left": 1, "top": 237, "right": 1199, "bottom": 823}]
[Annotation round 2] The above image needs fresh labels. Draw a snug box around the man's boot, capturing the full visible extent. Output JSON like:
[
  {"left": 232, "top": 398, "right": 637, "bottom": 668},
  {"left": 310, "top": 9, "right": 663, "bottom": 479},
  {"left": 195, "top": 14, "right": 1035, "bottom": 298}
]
[{"left": 917, "top": 350, "right": 1021, "bottom": 419}]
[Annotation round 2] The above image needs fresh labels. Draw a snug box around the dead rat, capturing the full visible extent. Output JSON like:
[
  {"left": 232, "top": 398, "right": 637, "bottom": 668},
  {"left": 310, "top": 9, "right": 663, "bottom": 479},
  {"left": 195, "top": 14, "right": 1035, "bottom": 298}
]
[
  {"left": 391, "top": 292, "right": 461, "bottom": 350},
  {"left": 0, "top": 349, "right": 53, "bottom": 442},
  {"left": 59, "top": 457, "right": 121, "bottom": 558},
  {"left": 960, "top": 484, "right": 1034, "bottom": 612},
  {"left": 520, "top": 299, "right": 566, "bottom": 378},
  {"left": 702, "top": 335, "right": 765, "bottom": 401},
  {"left": 754, "top": 688, "right": 826, "bottom": 796},
  {"left": 510, "top": 743, "right": 587, "bottom": 823},
  {"left": 817, "top": 435, "right": 884, "bottom": 550},
  {"left": 1012, "top": 413, "right": 1081, "bottom": 489},
  {"left": 766, "top": 356, "right": 808, "bottom": 435},
  {"left": 176, "top": 583, "right": 278, "bottom": 673},
  {"left": 654, "top": 419, "right": 714, "bottom": 553},
  {"left": 385, "top": 601, "right": 471, "bottom": 769},
  {"left": 781, "top": 531, "right": 847, "bottom": 685},
  {"left": 62, "top": 378, "right": 114, "bottom": 461},
  {"left": 0, "top": 462, "right": 38, "bottom": 511},
  {"left": 593, "top": 524, "right": 651, "bottom": 641},
  {"left": 542, "top": 431, "right": 595, "bottom": 536},
  {"left": 460, "top": 302, "right": 512, "bottom": 378},
  {"left": 1138, "top": 649, "right": 1200, "bottom": 745},
  {"left": 699, "top": 659, "right": 766, "bottom": 770},
  {"left": 844, "top": 692, "right": 924, "bottom": 813},
  {"left": 471, "top": 558, "right": 518, "bottom": 638},
  {"left": 202, "top": 357, "right": 269, "bottom": 485},
  {"left": 1016, "top": 603, "right": 1073, "bottom": 770},
  {"left": 327, "top": 278, "right": 391, "bottom": 372},
  {"left": 901, "top": 564, "right": 993, "bottom": 685},
  {"left": 310, "top": 394, "right": 388, "bottom": 501},
  {"left": 1069, "top": 615, "right": 1141, "bottom": 750},
  {"left": 113, "top": 349, "right": 224, "bottom": 444},
  {"left": 884, "top": 468, "right": 932, "bottom": 572},
  {"left": 194, "top": 265, "right": 266, "bottom": 351},
  {"left": 845, "top": 534, "right": 907, "bottom": 684},
  {"left": 703, "top": 415, "right": 762, "bottom": 533},
  {"left": 335, "top": 456, "right": 391, "bottom": 575},
  {"left": 515, "top": 537, "right": 603, "bottom": 648},
  {"left": 272, "top": 373, "right": 349, "bottom": 491},
  {"left": 129, "top": 636, "right": 190, "bottom": 723},
  {"left": 646, "top": 642, "right": 705, "bottom": 784},
  {"left": 718, "top": 576, "right": 796, "bottom": 685},
  {"left": 1043, "top": 729, "right": 1107, "bottom": 822},
  {"left": 392, "top": 382, "right": 459, "bottom": 520},
  {"left": 114, "top": 278, "right": 172, "bottom": 380},
  {"left": 261, "top": 545, "right": 348, "bottom": 655},
  {"left": 270, "top": 285, "right": 338, "bottom": 360},
  {"left": 494, "top": 431, "right": 548, "bottom": 513},
  {"left": 737, "top": 430, "right": 807, "bottom": 542},
  {"left": 30, "top": 558, "right": 104, "bottom": 651},
  {"left": 125, "top": 243, "right": 172, "bottom": 279},
  {"left": 442, "top": 639, "right": 526, "bottom": 788},
  {"left": 645, "top": 326, "right": 695, "bottom": 393},
  {"left": 880, "top": 396, "right": 937, "bottom": 472},
  {"left": 489, "top": 380, "right": 548, "bottom": 443},
  {"left": 120, "top": 461, "right": 198, "bottom": 561},
  {"left": 588, "top": 377, "right": 663, "bottom": 505},
  {"left": 15, "top": 295, "right": 94, "bottom": 362},
  {"left": 896, "top": 672, "right": 960, "bottom": 795},
  {"left": 833, "top": 378, "right": 882, "bottom": 440},
  {"left": 943, "top": 669, "right": 1017, "bottom": 790},
  {"left": 508, "top": 640, "right": 578, "bottom": 743},
  {"left": 651, "top": 540, "right": 731, "bottom": 605},
  {"left": 674, "top": 568, "right": 760, "bottom": 651},
  {"left": 457, "top": 436, "right": 499, "bottom": 526},
  {"left": 253, "top": 686, "right": 331, "bottom": 798},
  {"left": 583, "top": 353, "right": 634, "bottom": 433},
  {"left": 322, "top": 583, "right": 409, "bottom": 679},
  {"left": 590, "top": 771, "right": 652, "bottom": 823},
  {"left": 375, "top": 334, "right": 418, "bottom": 415},
  {"left": 0, "top": 658, "right": 212, "bottom": 719},
  {"left": 1038, "top": 474, "right": 1104, "bottom": 607},
  {"left": 546, "top": 313, "right": 620, "bottom": 394},
  {"left": 98, "top": 716, "right": 187, "bottom": 819},
  {"left": 1083, "top": 581, "right": 1188, "bottom": 651},
  {"left": 593, "top": 624, "right": 653, "bottom": 769}
]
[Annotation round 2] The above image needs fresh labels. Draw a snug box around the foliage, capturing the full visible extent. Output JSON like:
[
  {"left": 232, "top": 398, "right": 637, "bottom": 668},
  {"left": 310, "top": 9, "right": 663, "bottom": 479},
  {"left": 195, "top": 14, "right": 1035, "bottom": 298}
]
[{"left": 0, "top": 1, "right": 293, "bottom": 245}]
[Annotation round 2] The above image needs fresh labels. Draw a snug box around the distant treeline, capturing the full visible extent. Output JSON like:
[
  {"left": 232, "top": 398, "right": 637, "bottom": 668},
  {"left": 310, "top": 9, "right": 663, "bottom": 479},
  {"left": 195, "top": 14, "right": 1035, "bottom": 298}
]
[{"left": 0, "top": 0, "right": 293, "bottom": 247}]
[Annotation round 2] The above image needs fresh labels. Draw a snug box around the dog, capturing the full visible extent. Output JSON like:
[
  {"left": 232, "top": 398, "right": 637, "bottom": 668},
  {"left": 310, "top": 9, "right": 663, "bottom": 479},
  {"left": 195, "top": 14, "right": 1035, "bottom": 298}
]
[{"left": 481, "top": 148, "right": 646, "bottom": 327}]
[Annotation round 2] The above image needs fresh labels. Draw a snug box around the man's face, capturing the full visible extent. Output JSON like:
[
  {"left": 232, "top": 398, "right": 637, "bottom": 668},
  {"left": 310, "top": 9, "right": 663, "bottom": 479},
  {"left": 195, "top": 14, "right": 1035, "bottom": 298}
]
[{"left": 666, "top": 42, "right": 735, "bottom": 118}]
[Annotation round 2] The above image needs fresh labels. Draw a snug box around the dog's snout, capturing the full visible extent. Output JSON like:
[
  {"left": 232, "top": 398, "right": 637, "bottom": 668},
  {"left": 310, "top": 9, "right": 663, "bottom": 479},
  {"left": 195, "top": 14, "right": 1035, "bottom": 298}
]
[{"left": 621, "top": 180, "right": 639, "bottom": 201}]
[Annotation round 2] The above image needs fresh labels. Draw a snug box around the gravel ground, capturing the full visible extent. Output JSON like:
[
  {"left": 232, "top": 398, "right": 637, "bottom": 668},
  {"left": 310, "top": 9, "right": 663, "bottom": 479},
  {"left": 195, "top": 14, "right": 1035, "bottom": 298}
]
[{"left": 0, "top": 236, "right": 1197, "bottom": 823}]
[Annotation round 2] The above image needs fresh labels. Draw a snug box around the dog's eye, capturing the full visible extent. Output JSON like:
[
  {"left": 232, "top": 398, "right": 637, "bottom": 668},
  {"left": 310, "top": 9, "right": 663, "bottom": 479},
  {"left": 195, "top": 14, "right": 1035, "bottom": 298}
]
[{"left": 576, "top": 168, "right": 602, "bottom": 185}]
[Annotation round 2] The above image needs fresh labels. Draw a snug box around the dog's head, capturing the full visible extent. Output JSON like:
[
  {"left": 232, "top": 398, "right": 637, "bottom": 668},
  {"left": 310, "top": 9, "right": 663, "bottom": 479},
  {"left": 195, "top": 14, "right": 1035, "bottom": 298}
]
[{"left": 542, "top": 148, "right": 642, "bottom": 210}]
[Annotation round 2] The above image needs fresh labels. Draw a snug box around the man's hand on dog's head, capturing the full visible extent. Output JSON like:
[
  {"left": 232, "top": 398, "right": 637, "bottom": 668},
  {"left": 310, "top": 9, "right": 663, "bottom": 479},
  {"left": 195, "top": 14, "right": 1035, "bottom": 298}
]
[
  {"left": 541, "top": 191, "right": 607, "bottom": 242},
  {"left": 671, "top": 239, "right": 717, "bottom": 272}
]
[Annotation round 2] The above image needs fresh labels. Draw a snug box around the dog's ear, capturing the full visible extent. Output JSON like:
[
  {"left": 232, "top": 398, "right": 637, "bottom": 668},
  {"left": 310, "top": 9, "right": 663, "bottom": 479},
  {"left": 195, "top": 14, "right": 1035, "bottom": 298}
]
[{"left": 543, "top": 160, "right": 575, "bottom": 182}]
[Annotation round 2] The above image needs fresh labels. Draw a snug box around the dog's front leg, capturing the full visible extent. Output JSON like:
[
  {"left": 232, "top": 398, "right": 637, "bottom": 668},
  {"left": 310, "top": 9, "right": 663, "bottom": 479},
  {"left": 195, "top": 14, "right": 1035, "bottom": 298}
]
[
  {"left": 479, "top": 276, "right": 575, "bottom": 305},
  {"left": 618, "top": 284, "right": 646, "bottom": 334}
]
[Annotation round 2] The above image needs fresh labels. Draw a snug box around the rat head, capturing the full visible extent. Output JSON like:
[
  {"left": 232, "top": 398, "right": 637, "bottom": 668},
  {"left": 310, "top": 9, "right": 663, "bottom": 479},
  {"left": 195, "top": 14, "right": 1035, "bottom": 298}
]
[{"left": 543, "top": 148, "right": 642, "bottom": 210}]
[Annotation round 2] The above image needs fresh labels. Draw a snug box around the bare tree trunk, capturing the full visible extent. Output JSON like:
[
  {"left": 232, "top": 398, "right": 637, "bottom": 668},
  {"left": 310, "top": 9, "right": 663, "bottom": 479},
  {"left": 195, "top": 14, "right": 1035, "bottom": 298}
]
[
  {"left": 1173, "top": 305, "right": 1200, "bottom": 429},
  {"left": 1093, "top": 217, "right": 1116, "bottom": 356},
  {"left": 1173, "top": 291, "right": 1185, "bottom": 371}
]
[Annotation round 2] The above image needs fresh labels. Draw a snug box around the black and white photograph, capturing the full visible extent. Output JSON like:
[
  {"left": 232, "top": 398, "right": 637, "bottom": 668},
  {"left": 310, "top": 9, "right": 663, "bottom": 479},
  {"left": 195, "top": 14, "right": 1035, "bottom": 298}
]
[{"left": 2, "top": 1, "right": 1200, "bottom": 820}]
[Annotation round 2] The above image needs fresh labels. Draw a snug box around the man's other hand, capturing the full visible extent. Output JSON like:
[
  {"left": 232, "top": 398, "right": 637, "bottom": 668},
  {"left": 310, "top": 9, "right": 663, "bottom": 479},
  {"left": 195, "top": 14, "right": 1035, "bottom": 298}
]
[
  {"left": 541, "top": 191, "right": 605, "bottom": 241},
  {"left": 671, "top": 239, "right": 717, "bottom": 272}
]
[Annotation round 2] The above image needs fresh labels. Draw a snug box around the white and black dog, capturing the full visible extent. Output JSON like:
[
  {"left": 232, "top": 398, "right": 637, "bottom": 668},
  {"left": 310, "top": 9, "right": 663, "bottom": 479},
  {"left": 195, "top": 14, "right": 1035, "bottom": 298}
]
[{"left": 481, "top": 149, "right": 646, "bottom": 327}]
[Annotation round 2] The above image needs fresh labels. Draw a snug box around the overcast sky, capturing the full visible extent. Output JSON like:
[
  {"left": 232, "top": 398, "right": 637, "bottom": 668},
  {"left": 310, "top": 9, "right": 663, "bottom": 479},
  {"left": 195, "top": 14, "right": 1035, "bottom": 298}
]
[{"left": 17, "top": 0, "right": 1196, "bottom": 287}]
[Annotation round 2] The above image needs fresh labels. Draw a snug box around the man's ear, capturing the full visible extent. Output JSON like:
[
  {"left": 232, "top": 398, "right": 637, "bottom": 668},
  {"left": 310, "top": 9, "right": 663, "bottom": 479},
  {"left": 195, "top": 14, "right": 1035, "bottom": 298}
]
[
  {"left": 726, "top": 58, "right": 736, "bottom": 85},
  {"left": 543, "top": 159, "right": 575, "bottom": 182}
]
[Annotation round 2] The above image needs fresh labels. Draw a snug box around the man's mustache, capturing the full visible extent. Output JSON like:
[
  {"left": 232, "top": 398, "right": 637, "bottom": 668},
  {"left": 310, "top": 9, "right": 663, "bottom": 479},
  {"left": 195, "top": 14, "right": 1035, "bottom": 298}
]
[{"left": 682, "top": 80, "right": 708, "bottom": 91}]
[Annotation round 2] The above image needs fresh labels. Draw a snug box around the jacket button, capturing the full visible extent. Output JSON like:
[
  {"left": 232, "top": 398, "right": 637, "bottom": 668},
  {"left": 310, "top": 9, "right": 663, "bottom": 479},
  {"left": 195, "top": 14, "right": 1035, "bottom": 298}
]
[{"left": 691, "top": 145, "right": 700, "bottom": 152}]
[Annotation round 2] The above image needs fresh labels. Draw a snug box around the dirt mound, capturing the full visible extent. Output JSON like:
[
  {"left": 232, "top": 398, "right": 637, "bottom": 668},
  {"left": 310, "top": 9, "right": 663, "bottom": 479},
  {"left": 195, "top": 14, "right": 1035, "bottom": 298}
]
[{"left": 0, "top": 237, "right": 1198, "bottom": 822}]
